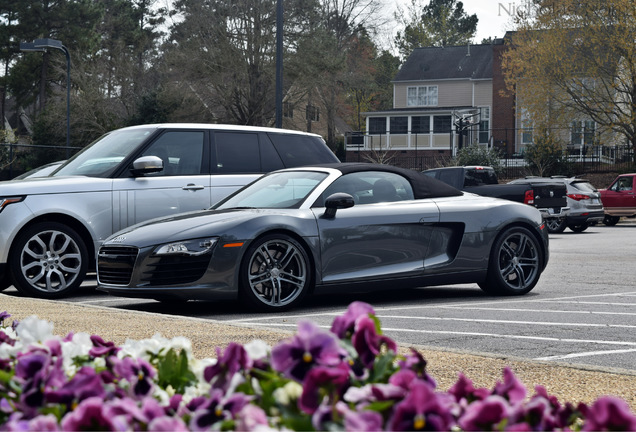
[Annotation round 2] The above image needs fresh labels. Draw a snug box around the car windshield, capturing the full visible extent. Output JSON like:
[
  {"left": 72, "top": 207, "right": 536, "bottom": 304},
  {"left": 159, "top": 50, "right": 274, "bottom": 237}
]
[
  {"left": 214, "top": 171, "right": 328, "bottom": 209},
  {"left": 53, "top": 127, "right": 156, "bottom": 177}
]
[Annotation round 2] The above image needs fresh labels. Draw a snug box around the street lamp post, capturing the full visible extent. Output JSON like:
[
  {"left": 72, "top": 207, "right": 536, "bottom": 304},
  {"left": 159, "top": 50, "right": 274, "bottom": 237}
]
[{"left": 20, "top": 38, "right": 71, "bottom": 157}]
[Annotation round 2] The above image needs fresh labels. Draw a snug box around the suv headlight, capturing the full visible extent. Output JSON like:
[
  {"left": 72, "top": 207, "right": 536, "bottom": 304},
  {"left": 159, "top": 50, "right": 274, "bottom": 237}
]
[
  {"left": 0, "top": 196, "right": 25, "bottom": 213},
  {"left": 154, "top": 238, "right": 218, "bottom": 256}
]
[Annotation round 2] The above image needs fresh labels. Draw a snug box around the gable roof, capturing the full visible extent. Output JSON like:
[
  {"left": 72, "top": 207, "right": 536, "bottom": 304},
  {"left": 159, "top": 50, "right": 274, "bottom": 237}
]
[{"left": 394, "top": 44, "right": 493, "bottom": 82}]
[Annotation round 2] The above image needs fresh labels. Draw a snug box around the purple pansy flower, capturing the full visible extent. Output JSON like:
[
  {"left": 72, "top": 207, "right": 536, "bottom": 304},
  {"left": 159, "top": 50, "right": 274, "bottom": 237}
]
[
  {"left": 330, "top": 301, "right": 375, "bottom": 338},
  {"left": 148, "top": 416, "right": 189, "bottom": 431},
  {"left": 0, "top": 311, "right": 10, "bottom": 324},
  {"left": 351, "top": 315, "right": 397, "bottom": 368},
  {"left": 448, "top": 372, "right": 490, "bottom": 403},
  {"left": 189, "top": 390, "right": 252, "bottom": 431},
  {"left": 398, "top": 348, "right": 437, "bottom": 388},
  {"left": 89, "top": 334, "right": 120, "bottom": 357},
  {"left": 46, "top": 366, "right": 106, "bottom": 406},
  {"left": 388, "top": 380, "right": 455, "bottom": 431},
  {"left": 299, "top": 363, "right": 350, "bottom": 414},
  {"left": 493, "top": 367, "right": 527, "bottom": 404},
  {"left": 312, "top": 400, "right": 383, "bottom": 431},
  {"left": 580, "top": 396, "right": 636, "bottom": 431},
  {"left": 2, "top": 414, "right": 61, "bottom": 431},
  {"left": 458, "top": 394, "right": 511, "bottom": 431},
  {"left": 203, "top": 342, "right": 251, "bottom": 391},
  {"left": 113, "top": 356, "right": 156, "bottom": 398},
  {"left": 271, "top": 321, "right": 342, "bottom": 382},
  {"left": 14, "top": 351, "right": 49, "bottom": 381},
  {"left": 60, "top": 396, "right": 124, "bottom": 431},
  {"left": 235, "top": 404, "right": 269, "bottom": 431}
]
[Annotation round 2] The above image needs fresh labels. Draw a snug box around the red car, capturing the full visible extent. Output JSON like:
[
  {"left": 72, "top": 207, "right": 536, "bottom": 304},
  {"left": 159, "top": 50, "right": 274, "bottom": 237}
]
[{"left": 599, "top": 173, "right": 636, "bottom": 225}]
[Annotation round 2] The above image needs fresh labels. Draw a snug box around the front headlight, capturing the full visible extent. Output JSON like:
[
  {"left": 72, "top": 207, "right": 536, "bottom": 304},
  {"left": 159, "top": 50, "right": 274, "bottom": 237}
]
[
  {"left": 0, "top": 196, "right": 25, "bottom": 213},
  {"left": 154, "top": 238, "right": 218, "bottom": 256}
]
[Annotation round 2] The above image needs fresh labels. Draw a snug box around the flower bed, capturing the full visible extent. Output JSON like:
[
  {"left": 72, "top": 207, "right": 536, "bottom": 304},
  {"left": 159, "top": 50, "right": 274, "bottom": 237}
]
[{"left": 1, "top": 303, "right": 635, "bottom": 431}]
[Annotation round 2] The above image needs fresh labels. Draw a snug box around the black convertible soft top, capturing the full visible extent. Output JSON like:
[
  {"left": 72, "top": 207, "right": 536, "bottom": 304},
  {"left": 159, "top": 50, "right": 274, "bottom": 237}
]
[{"left": 313, "top": 163, "right": 463, "bottom": 199}]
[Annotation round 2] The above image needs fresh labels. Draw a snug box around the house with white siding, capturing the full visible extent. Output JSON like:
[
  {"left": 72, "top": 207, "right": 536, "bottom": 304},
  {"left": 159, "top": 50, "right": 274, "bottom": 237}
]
[{"left": 354, "top": 44, "right": 493, "bottom": 160}]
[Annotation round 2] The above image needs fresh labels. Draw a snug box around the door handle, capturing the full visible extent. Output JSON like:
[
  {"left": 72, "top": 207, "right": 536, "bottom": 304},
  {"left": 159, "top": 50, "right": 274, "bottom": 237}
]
[
  {"left": 420, "top": 216, "right": 438, "bottom": 223},
  {"left": 182, "top": 184, "right": 205, "bottom": 191}
]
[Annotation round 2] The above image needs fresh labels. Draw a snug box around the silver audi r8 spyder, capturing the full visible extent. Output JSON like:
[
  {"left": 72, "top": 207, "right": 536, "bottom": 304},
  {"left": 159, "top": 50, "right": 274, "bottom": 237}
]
[{"left": 97, "top": 163, "right": 549, "bottom": 311}]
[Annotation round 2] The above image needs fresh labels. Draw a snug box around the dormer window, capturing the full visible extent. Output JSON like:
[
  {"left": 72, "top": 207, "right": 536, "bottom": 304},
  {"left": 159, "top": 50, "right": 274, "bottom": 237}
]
[{"left": 407, "top": 85, "right": 438, "bottom": 107}]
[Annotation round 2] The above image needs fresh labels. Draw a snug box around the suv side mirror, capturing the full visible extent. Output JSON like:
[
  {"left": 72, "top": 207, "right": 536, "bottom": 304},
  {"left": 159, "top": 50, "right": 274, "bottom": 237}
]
[
  {"left": 323, "top": 193, "right": 355, "bottom": 218},
  {"left": 131, "top": 156, "right": 163, "bottom": 176}
]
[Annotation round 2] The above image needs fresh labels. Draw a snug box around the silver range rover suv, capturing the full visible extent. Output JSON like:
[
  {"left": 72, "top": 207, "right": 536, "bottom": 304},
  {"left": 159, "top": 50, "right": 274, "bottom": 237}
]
[{"left": 0, "top": 123, "right": 338, "bottom": 298}]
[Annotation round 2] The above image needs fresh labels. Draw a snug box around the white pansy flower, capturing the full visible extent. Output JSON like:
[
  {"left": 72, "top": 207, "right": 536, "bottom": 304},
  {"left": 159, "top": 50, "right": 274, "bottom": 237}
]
[
  {"left": 16, "top": 315, "right": 54, "bottom": 346},
  {"left": 119, "top": 337, "right": 161, "bottom": 359},
  {"left": 191, "top": 357, "right": 216, "bottom": 382},
  {"left": 166, "top": 336, "right": 192, "bottom": 354},
  {"left": 0, "top": 326, "right": 17, "bottom": 340},
  {"left": 61, "top": 332, "right": 93, "bottom": 374},
  {"left": 273, "top": 381, "right": 303, "bottom": 406},
  {"left": 244, "top": 339, "right": 270, "bottom": 360}
]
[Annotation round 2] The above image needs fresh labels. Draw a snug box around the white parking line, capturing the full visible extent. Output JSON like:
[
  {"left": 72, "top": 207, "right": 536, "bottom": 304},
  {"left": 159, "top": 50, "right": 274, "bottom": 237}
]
[
  {"left": 435, "top": 307, "right": 636, "bottom": 316},
  {"left": 242, "top": 322, "right": 636, "bottom": 347},
  {"left": 372, "top": 315, "right": 636, "bottom": 329},
  {"left": 535, "top": 349, "right": 636, "bottom": 361},
  {"left": 226, "top": 291, "right": 636, "bottom": 323}
]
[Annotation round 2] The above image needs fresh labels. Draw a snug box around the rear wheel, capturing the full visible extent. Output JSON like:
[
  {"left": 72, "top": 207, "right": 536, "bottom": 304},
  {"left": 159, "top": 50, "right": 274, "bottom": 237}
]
[
  {"left": 603, "top": 215, "right": 620, "bottom": 226},
  {"left": 9, "top": 222, "right": 88, "bottom": 299},
  {"left": 479, "top": 226, "right": 543, "bottom": 296},
  {"left": 545, "top": 217, "right": 566, "bottom": 233},
  {"left": 239, "top": 234, "right": 312, "bottom": 311},
  {"left": 568, "top": 223, "right": 589, "bottom": 233}
]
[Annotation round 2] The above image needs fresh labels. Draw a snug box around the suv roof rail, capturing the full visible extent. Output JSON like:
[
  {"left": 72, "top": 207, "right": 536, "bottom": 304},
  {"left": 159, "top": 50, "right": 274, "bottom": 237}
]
[{"left": 551, "top": 175, "right": 567, "bottom": 178}]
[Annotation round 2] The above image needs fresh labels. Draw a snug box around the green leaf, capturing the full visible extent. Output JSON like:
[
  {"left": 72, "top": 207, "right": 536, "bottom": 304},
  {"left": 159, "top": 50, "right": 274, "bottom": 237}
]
[{"left": 154, "top": 348, "right": 196, "bottom": 394}]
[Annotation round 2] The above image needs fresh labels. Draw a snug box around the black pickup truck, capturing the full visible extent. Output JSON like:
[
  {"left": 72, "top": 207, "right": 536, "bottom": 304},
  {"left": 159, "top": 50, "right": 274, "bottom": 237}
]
[{"left": 424, "top": 166, "right": 569, "bottom": 231}]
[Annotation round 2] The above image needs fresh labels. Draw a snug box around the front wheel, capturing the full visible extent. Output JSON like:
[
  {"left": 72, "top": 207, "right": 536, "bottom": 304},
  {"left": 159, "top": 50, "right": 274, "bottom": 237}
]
[
  {"left": 9, "top": 222, "right": 88, "bottom": 299},
  {"left": 0, "top": 275, "right": 11, "bottom": 292},
  {"left": 479, "top": 226, "right": 543, "bottom": 296},
  {"left": 545, "top": 217, "right": 566, "bottom": 233},
  {"left": 239, "top": 234, "right": 312, "bottom": 311},
  {"left": 603, "top": 215, "right": 620, "bottom": 226},
  {"left": 568, "top": 223, "right": 588, "bottom": 233}
]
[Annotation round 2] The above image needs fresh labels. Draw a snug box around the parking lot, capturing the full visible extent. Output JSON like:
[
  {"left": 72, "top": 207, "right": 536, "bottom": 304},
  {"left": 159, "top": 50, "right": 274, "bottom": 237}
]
[{"left": 3, "top": 222, "right": 636, "bottom": 374}]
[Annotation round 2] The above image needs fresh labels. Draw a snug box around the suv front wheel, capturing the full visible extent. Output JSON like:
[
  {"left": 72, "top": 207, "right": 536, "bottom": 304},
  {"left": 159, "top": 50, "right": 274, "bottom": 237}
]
[{"left": 9, "top": 222, "right": 88, "bottom": 299}]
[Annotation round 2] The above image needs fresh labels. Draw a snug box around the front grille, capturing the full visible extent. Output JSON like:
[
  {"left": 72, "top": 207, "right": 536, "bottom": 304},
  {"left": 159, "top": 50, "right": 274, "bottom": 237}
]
[
  {"left": 98, "top": 246, "right": 139, "bottom": 285},
  {"left": 141, "top": 254, "right": 212, "bottom": 286}
]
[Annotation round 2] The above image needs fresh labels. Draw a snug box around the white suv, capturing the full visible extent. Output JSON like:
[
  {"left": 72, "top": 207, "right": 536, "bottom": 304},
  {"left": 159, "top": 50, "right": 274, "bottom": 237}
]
[{"left": 0, "top": 124, "right": 338, "bottom": 298}]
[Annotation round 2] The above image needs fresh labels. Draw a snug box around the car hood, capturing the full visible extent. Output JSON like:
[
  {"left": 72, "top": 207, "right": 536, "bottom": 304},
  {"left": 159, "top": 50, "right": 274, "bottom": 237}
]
[
  {"left": 1, "top": 176, "right": 112, "bottom": 195},
  {"left": 103, "top": 208, "right": 301, "bottom": 248}
]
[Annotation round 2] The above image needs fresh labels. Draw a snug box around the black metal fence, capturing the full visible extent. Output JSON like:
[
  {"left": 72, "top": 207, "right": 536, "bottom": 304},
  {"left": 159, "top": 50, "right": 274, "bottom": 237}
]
[
  {"left": 344, "top": 145, "right": 635, "bottom": 178},
  {"left": 1, "top": 142, "right": 80, "bottom": 180},
  {"left": 2, "top": 140, "right": 635, "bottom": 181}
]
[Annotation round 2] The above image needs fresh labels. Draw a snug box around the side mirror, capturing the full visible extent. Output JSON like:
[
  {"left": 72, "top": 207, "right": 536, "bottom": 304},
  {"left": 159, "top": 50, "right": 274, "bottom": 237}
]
[
  {"left": 131, "top": 156, "right": 163, "bottom": 176},
  {"left": 323, "top": 193, "right": 355, "bottom": 218}
]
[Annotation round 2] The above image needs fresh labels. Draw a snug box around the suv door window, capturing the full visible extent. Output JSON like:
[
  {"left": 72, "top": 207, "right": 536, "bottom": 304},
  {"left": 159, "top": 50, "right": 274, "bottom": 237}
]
[
  {"left": 141, "top": 131, "right": 204, "bottom": 176},
  {"left": 214, "top": 132, "right": 261, "bottom": 173}
]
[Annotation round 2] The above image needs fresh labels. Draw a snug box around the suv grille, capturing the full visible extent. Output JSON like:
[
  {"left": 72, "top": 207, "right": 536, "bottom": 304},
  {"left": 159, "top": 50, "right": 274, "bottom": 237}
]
[
  {"left": 141, "top": 254, "right": 211, "bottom": 286},
  {"left": 98, "top": 246, "right": 139, "bottom": 285}
]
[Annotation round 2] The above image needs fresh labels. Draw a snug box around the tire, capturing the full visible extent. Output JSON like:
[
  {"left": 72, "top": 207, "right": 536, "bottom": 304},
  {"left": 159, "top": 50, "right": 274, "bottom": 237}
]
[
  {"left": 9, "top": 222, "right": 88, "bottom": 299},
  {"left": 568, "top": 223, "right": 589, "bottom": 233},
  {"left": 0, "top": 275, "right": 11, "bottom": 292},
  {"left": 239, "top": 234, "right": 312, "bottom": 311},
  {"left": 603, "top": 215, "right": 620, "bottom": 226},
  {"left": 545, "top": 217, "right": 566, "bottom": 233},
  {"left": 479, "top": 226, "right": 543, "bottom": 296}
]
